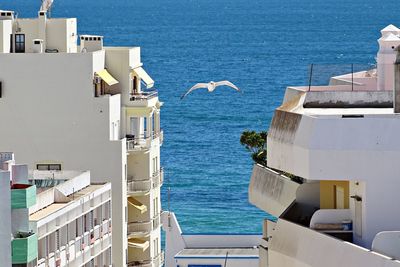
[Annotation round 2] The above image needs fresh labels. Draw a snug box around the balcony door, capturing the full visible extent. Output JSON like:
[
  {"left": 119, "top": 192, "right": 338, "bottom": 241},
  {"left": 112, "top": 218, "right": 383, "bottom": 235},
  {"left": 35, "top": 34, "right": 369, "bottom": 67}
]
[{"left": 15, "top": 34, "right": 25, "bottom": 53}]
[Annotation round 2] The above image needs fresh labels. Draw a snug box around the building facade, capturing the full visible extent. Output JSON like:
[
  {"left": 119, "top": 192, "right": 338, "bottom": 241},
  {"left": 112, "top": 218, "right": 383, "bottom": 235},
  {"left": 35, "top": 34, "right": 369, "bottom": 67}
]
[
  {"left": 249, "top": 25, "right": 400, "bottom": 266},
  {"left": 0, "top": 152, "right": 112, "bottom": 267},
  {"left": 0, "top": 9, "right": 163, "bottom": 267}
]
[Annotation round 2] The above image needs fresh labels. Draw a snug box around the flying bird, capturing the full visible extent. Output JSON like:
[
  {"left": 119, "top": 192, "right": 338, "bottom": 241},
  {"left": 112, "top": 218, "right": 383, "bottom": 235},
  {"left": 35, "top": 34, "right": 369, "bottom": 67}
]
[{"left": 181, "top": 80, "right": 241, "bottom": 99}]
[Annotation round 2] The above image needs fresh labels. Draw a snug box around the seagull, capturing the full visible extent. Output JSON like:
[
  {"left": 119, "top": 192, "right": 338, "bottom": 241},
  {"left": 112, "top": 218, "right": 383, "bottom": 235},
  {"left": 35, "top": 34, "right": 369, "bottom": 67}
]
[{"left": 181, "top": 80, "right": 241, "bottom": 99}]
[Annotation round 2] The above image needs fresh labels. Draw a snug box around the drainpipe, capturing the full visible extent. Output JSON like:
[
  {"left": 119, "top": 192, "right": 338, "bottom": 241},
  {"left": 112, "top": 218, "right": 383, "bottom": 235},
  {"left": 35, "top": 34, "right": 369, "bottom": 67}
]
[{"left": 395, "top": 47, "right": 400, "bottom": 113}]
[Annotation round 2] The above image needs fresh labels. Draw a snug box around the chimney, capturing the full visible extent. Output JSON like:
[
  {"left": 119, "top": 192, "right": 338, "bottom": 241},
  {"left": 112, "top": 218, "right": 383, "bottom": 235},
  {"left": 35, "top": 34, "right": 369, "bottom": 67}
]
[
  {"left": 395, "top": 48, "right": 400, "bottom": 113},
  {"left": 80, "top": 35, "right": 103, "bottom": 52}
]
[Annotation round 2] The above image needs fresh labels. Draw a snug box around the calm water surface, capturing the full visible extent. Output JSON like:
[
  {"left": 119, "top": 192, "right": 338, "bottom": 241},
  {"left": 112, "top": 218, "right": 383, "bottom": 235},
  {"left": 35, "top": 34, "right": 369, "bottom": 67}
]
[{"left": 4, "top": 0, "right": 400, "bottom": 233}]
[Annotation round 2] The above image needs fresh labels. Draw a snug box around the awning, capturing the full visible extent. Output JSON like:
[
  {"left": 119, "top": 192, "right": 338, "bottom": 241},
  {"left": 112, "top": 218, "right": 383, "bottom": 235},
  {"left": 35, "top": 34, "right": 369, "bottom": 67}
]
[
  {"left": 128, "top": 238, "right": 149, "bottom": 251},
  {"left": 127, "top": 197, "right": 147, "bottom": 213},
  {"left": 125, "top": 107, "right": 154, "bottom": 117},
  {"left": 96, "top": 69, "right": 119, "bottom": 86},
  {"left": 132, "top": 67, "right": 154, "bottom": 89}
]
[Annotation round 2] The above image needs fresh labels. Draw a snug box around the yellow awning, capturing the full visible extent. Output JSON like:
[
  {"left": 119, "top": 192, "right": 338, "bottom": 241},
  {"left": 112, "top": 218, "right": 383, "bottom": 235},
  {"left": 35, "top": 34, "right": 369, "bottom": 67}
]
[
  {"left": 96, "top": 69, "right": 119, "bottom": 86},
  {"left": 132, "top": 67, "right": 154, "bottom": 89},
  {"left": 125, "top": 107, "right": 154, "bottom": 117},
  {"left": 128, "top": 238, "right": 149, "bottom": 251},
  {"left": 127, "top": 197, "right": 147, "bottom": 213}
]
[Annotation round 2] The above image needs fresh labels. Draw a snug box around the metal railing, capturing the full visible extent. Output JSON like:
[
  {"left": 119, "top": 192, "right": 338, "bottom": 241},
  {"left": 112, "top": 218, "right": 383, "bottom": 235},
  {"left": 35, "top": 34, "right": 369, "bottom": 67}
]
[
  {"left": 130, "top": 91, "right": 158, "bottom": 101},
  {"left": 126, "top": 130, "right": 163, "bottom": 152},
  {"left": 126, "top": 135, "right": 152, "bottom": 152},
  {"left": 305, "top": 63, "right": 376, "bottom": 92}
]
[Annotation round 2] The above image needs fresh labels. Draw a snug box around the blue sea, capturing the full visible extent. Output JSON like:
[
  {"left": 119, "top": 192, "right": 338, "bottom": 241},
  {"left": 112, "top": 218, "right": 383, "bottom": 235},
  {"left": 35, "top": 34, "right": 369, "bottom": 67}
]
[{"left": 4, "top": 0, "right": 400, "bottom": 233}]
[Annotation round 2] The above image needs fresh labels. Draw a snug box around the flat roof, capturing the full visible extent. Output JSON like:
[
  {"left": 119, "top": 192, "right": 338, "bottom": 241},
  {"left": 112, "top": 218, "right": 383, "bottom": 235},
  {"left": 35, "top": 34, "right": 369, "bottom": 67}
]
[
  {"left": 29, "top": 184, "right": 106, "bottom": 222},
  {"left": 175, "top": 248, "right": 259, "bottom": 259},
  {"left": 29, "top": 170, "right": 86, "bottom": 180}
]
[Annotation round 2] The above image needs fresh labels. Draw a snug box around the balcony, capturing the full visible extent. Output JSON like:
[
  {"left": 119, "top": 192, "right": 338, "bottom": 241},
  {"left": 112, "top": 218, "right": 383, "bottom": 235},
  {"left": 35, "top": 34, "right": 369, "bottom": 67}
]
[
  {"left": 127, "top": 168, "right": 163, "bottom": 195},
  {"left": 127, "top": 214, "right": 161, "bottom": 238},
  {"left": 127, "top": 251, "right": 164, "bottom": 267},
  {"left": 127, "top": 91, "right": 159, "bottom": 108},
  {"left": 37, "top": 220, "right": 112, "bottom": 267},
  {"left": 11, "top": 184, "right": 36, "bottom": 209},
  {"left": 126, "top": 131, "right": 163, "bottom": 153},
  {"left": 127, "top": 178, "right": 152, "bottom": 196},
  {"left": 130, "top": 91, "right": 158, "bottom": 102},
  {"left": 268, "top": 211, "right": 399, "bottom": 266},
  {"left": 127, "top": 221, "right": 152, "bottom": 237},
  {"left": 248, "top": 164, "right": 300, "bottom": 218},
  {"left": 152, "top": 168, "right": 164, "bottom": 189},
  {"left": 126, "top": 135, "right": 152, "bottom": 153},
  {"left": 12, "top": 232, "right": 38, "bottom": 264}
]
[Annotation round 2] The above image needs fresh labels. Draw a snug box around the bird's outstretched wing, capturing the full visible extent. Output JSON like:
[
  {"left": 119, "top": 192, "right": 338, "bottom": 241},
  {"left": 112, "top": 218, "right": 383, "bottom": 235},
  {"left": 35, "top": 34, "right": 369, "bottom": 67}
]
[
  {"left": 215, "top": 80, "right": 241, "bottom": 92},
  {"left": 181, "top": 83, "right": 209, "bottom": 99}
]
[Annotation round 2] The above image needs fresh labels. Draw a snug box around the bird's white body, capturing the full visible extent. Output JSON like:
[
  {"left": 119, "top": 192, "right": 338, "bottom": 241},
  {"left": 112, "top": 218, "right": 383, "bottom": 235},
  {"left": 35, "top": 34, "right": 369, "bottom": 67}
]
[{"left": 181, "top": 80, "right": 241, "bottom": 99}]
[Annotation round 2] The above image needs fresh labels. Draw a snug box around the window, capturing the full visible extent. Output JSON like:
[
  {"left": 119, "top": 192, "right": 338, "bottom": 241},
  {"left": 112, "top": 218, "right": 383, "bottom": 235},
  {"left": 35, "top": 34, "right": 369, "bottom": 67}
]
[
  {"left": 15, "top": 34, "right": 25, "bottom": 53},
  {"left": 37, "top": 164, "right": 62, "bottom": 171}
]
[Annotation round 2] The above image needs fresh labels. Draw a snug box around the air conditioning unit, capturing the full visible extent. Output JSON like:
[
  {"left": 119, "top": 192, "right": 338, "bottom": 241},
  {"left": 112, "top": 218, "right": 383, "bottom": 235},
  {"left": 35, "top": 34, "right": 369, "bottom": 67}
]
[{"left": 33, "top": 39, "right": 44, "bottom": 53}]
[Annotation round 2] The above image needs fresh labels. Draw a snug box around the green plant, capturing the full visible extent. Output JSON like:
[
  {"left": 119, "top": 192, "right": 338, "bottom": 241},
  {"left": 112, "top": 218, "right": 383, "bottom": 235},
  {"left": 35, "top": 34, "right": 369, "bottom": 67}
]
[{"left": 240, "top": 130, "right": 268, "bottom": 165}]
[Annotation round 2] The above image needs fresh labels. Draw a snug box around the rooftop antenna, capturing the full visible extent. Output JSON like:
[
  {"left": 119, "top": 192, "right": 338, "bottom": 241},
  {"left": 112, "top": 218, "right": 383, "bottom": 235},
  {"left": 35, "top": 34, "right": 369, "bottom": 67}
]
[
  {"left": 40, "top": 0, "right": 54, "bottom": 17},
  {"left": 167, "top": 186, "right": 171, "bottom": 227}
]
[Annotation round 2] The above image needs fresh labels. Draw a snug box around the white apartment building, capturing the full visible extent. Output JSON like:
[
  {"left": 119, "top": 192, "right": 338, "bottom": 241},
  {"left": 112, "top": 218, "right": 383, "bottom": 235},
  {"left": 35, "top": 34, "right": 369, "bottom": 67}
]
[
  {"left": 249, "top": 25, "right": 400, "bottom": 266},
  {"left": 0, "top": 9, "right": 163, "bottom": 267},
  {"left": 0, "top": 152, "right": 112, "bottom": 267}
]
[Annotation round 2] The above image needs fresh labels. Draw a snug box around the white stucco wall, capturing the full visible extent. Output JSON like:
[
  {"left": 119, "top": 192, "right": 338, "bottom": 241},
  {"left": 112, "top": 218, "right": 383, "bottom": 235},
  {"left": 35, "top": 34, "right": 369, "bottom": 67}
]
[
  {"left": 0, "top": 20, "right": 12, "bottom": 53},
  {"left": 0, "top": 52, "right": 128, "bottom": 266}
]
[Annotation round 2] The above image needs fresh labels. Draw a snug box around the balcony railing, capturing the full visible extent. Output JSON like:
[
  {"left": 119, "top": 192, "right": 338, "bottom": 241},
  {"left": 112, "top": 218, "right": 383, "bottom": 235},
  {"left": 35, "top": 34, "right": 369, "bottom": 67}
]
[
  {"left": 127, "top": 251, "right": 164, "bottom": 267},
  {"left": 127, "top": 214, "right": 161, "bottom": 237},
  {"left": 126, "top": 130, "right": 164, "bottom": 152},
  {"left": 152, "top": 214, "right": 161, "bottom": 230},
  {"left": 127, "top": 168, "right": 163, "bottom": 195},
  {"left": 11, "top": 184, "right": 36, "bottom": 209},
  {"left": 126, "top": 135, "right": 152, "bottom": 152},
  {"left": 152, "top": 168, "right": 163, "bottom": 189},
  {"left": 127, "top": 179, "right": 152, "bottom": 195},
  {"left": 12, "top": 232, "right": 38, "bottom": 264},
  {"left": 130, "top": 91, "right": 158, "bottom": 101},
  {"left": 127, "top": 221, "right": 152, "bottom": 237}
]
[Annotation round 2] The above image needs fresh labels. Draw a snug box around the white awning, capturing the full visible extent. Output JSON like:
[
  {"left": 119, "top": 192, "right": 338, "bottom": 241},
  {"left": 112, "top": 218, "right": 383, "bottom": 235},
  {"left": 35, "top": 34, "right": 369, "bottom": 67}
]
[{"left": 132, "top": 67, "right": 154, "bottom": 89}]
